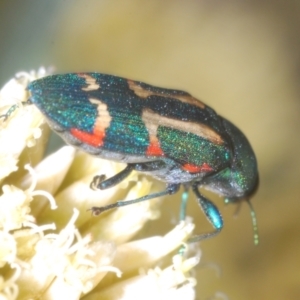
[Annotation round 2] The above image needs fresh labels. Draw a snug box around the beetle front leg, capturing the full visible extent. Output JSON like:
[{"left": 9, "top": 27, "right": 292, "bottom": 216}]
[
  {"left": 90, "top": 160, "right": 166, "bottom": 190},
  {"left": 90, "top": 164, "right": 135, "bottom": 190},
  {"left": 188, "top": 183, "right": 223, "bottom": 243}
]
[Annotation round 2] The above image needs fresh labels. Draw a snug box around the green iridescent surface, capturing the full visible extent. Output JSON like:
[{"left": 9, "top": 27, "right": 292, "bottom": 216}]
[
  {"left": 202, "top": 119, "right": 258, "bottom": 198},
  {"left": 158, "top": 127, "right": 230, "bottom": 170},
  {"left": 105, "top": 113, "right": 149, "bottom": 155},
  {"left": 28, "top": 74, "right": 98, "bottom": 133},
  {"left": 223, "top": 118, "right": 258, "bottom": 196}
]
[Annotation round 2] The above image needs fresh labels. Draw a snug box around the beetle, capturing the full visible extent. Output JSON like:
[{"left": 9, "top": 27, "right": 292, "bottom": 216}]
[{"left": 26, "top": 73, "right": 259, "bottom": 243}]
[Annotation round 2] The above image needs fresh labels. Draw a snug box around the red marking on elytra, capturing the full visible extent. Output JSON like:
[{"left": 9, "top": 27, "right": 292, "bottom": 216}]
[
  {"left": 182, "top": 163, "right": 214, "bottom": 173},
  {"left": 146, "top": 141, "right": 164, "bottom": 156},
  {"left": 71, "top": 128, "right": 105, "bottom": 147},
  {"left": 146, "top": 135, "right": 164, "bottom": 156}
]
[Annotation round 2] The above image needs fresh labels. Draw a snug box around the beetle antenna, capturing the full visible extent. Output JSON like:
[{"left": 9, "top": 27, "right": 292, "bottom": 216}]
[{"left": 246, "top": 199, "right": 259, "bottom": 245}]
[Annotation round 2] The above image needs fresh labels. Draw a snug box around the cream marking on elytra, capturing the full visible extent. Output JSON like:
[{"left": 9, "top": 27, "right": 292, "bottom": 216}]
[
  {"left": 89, "top": 98, "right": 112, "bottom": 133},
  {"left": 142, "top": 108, "right": 224, "bottom": 145},
  {"left": 139, "top": 107, "right": 164, "bottom": 154},
  {"left": 128, "top": 79, "right": 205, "bottom": 109},
  {"left": 78, "top": 74, "right": 101, "bottom": 91}
]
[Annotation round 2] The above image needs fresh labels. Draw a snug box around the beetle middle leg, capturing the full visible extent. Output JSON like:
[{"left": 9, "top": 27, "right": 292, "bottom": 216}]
[{"left": 89, "top": 182, "right": 179, "bottom": 216}]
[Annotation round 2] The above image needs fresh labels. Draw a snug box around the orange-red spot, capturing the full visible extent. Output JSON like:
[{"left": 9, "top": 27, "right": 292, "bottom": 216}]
[
  {"left": 71, "top": 128, "right": 105, "bottom": 147},
  {"left": 146, "top": 136, "right": 164, "bottom": 156},
  {"left": 146, "top": 141, "right": 164, "bottom": 156},
  {"left": 182, "top": 163, "right": 214, "bottom": 173}
]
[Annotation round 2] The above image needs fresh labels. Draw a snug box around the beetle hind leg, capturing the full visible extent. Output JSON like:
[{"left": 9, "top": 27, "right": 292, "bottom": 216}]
[{"left": 188, "top": 183, "right": 223, "bottom": 243}]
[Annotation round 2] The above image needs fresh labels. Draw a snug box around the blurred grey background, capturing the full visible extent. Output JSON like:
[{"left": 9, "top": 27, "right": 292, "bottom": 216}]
[{"left": 1, "top": 1, "right": 300, "bottom": 299}]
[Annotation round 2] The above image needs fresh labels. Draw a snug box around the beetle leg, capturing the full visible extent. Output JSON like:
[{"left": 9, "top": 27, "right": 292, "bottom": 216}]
[
  {"left": 188, "top": 183, "right": 223, "bottom": 243},
  {"left": 90, "top": 161, "right": 166, "bottom": 191},
  {"left": 179, "top": 184, "right": 189, "bottom": 221},
  {"left": 89, "top": 183, "right": 180, "bottom": 216},
  {"left": 133, "top": 160, "right": 166, "bottom": 172},
  {"left": 0, "top": 100, "right": 32, "bottom": 121},
  {"left": 0, "top": 104, "right": 20, "bottom": 121},
  {"left": 90, "top": 164, "right": 134, "bottom": 190}
]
